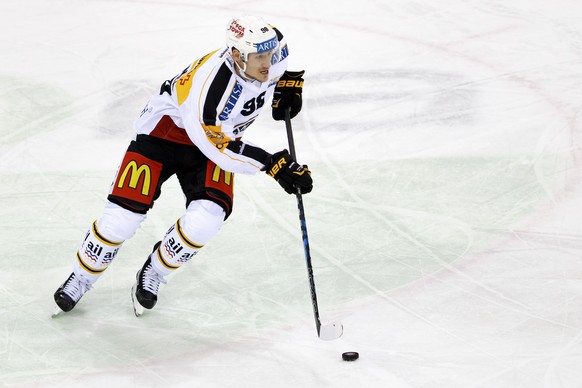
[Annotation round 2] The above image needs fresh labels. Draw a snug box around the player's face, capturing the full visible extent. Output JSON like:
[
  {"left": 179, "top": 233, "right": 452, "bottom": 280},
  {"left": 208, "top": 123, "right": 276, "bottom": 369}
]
[{"left": 244, "top": 50, "right": 274, "bottom": 82}]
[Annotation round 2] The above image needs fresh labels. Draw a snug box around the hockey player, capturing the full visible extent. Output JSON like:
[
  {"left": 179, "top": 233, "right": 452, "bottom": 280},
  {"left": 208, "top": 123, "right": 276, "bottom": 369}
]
[{"left": 53, "top": 16, "right": 312, "bottom": 316}]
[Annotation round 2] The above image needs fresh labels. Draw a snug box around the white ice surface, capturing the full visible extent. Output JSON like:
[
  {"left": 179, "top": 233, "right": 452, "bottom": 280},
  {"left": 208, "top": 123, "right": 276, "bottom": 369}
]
[{"left": 2, "top": 0, "right": 582, "bottom": 387}]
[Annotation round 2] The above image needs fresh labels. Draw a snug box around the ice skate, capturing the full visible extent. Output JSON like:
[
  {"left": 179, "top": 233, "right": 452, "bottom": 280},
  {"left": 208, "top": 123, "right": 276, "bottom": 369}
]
[
  {"left": 132, "top": 242, "right": 166, "bottom": 317},
  {"left": 53, "top": 272, "right": 92, "bottom": 314}
]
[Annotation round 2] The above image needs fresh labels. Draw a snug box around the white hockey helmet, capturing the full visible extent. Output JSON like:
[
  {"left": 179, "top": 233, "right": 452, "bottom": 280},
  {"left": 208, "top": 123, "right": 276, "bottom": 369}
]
[{"left": 225, "top": 16, "right": 279, "bottom": 63}]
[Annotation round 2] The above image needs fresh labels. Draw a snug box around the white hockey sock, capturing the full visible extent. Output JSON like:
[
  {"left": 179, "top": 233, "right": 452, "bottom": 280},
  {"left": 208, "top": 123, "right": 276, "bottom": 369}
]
[
  {"left": 74, "top": 221, "right": 123, "bottom": 284},
  {"left": 151, "top": 219, "right": 204, "bottom": 277},
  {"left": 150, "top": 200, "right": 225, "bottom": 277}
]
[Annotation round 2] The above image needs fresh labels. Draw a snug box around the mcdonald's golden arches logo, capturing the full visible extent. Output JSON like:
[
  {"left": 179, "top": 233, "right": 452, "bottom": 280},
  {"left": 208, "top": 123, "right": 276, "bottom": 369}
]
[
  {"left": 118, "top": 161, "right": 151, "bottom": 196},
  {"left": 111, "top": 152, "right": 162, "bottom": 205}
]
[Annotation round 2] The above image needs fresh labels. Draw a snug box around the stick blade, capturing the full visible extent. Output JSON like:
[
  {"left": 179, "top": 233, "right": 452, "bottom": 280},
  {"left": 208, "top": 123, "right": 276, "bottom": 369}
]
[
  {"left": 319, "top": 322, "right": 343, "bottom": 340},
  {"left": 51, "top": 305, "right": 63, "bottom": 318}
]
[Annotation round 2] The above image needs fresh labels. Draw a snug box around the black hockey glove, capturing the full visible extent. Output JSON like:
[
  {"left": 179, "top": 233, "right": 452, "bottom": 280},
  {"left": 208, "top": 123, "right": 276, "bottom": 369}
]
[
  {"left": 272, "top": 70, "right": 305, "bottom": 121},
  {"left": 265, "top": 150, "right": 313, "bottom": 194}
]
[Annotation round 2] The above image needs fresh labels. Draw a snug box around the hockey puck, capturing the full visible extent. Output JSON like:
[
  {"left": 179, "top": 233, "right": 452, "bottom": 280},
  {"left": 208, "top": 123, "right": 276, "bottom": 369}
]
[{"left": 342, "top": 352, "right": 359, "bottom": 361}]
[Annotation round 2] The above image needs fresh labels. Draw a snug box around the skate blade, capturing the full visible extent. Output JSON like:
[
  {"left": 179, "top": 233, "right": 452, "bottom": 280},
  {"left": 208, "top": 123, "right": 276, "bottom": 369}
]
[{"left": 131, "top": 283, "right": 144, "bottom": 317}]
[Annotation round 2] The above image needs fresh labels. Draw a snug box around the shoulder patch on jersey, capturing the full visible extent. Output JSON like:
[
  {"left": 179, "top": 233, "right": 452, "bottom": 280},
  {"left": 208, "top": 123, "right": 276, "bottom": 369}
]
[
  {"left": 176, "top": 50, "right": 218, "bottom": 106},
  {"left": 202, "top": 124, "right": 231, "bottom": 147}
]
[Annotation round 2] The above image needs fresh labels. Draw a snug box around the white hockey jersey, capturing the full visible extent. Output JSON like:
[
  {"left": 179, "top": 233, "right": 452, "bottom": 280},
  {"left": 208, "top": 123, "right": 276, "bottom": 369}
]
[{"left": 134, "top": 32, "right": 289, "bottom": 175}]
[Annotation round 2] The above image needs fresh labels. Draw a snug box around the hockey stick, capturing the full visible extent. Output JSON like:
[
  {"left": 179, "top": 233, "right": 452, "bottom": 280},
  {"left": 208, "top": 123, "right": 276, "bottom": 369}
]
[{"left": 284, "top": 108, "right": 343, "bottom": 341}]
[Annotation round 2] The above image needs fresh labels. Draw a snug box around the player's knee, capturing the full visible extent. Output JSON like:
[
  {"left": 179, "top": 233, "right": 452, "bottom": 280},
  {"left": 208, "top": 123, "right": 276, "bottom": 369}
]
[
  {"left": 181, "top": 200, "right": 225, "bottom": 244},
  {"left": 97, "top": 201, "right": 146, "bottom": 242}
]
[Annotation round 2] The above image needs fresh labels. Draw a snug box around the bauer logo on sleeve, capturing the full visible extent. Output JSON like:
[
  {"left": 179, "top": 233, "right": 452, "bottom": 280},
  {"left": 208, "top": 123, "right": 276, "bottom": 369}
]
[{"left": 111, "top": 152, "right": 162, "bottom": 205}]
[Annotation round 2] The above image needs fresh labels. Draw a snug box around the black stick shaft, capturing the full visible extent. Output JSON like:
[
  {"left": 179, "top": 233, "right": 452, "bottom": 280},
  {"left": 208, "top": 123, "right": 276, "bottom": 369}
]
[{"left": 283, "top": 108, "right": 322, "bottom": 335}]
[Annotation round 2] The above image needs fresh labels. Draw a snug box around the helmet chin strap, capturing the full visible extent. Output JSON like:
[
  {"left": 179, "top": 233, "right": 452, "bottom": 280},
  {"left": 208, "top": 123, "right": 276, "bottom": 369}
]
[
  {"left": 230, "top": 51, "right": 253, "bottom": 81},
  {"left": 235, "top": 57, "right": 247, "bottom": 73},
  {"left": 233, "top": 57, "right": 259, "bottom": 82},
  {"left": 229, "top": 50, "right": 264, "bottom": 83}
]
